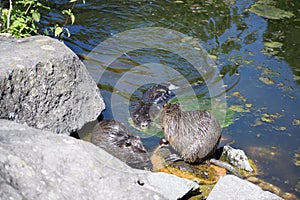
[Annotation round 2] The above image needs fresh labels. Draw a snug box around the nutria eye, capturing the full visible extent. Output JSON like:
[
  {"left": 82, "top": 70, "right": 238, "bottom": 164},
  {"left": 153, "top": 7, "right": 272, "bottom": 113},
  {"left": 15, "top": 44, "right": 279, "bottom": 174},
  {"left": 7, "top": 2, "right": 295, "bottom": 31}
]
[{"left": 125, "top": 141, "right": 131, "bottom": 147}]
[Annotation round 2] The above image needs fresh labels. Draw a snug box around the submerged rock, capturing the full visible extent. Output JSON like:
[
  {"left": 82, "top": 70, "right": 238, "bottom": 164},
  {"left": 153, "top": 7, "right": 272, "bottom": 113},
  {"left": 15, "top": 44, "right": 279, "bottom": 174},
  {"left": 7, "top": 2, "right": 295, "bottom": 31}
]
[
  {"left": 247, "top": 176, "right": 298, "bottom": 200},
  {"left": 0, "top": 119, "right": 199, "bottom": 200},
  {"left": 0, "top": 35, "right": 104, "bottom": 134}
]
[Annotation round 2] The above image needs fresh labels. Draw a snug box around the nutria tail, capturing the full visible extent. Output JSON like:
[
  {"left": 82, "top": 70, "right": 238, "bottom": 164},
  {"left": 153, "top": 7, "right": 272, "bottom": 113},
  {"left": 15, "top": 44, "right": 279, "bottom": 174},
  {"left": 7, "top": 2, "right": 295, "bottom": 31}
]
[{"left": 209, "top": 158, "right": 242, "bottom": 178}]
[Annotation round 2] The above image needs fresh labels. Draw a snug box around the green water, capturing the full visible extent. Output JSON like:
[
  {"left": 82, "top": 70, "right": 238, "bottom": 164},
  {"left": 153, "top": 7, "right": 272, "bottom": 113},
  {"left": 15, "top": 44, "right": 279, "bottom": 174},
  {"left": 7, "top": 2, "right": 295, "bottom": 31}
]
[{"left": 43, "top": 0, "right": 300, "bottom": 197}]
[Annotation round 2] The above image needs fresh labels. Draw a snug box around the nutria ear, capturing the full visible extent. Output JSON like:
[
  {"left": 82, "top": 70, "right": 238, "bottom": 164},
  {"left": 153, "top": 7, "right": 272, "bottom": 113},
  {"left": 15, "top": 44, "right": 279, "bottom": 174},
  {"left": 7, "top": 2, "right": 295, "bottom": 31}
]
[{"left": 133, "top": 114, "right": 138, "bottom": 119}]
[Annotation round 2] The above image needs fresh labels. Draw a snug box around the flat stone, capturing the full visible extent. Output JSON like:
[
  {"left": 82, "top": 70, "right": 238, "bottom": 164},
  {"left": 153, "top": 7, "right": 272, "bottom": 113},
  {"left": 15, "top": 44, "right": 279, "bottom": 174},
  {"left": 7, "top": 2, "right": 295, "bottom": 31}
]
[
  {"left": 0, "top": 119, "right": 199, "bottom": 200},
  {"left": 207, "top": 175, "right": 283, "bottom": 200},
  {"left": 0, "top": 35, "right": 105, "bottom": 134}
]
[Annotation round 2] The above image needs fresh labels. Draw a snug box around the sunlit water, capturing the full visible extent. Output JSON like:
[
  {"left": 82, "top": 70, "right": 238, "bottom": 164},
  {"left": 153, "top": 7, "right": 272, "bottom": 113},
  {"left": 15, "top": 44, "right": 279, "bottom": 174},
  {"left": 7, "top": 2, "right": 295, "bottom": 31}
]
[{"left": 42, "top": 0, "right": 300, "bottom": 197}]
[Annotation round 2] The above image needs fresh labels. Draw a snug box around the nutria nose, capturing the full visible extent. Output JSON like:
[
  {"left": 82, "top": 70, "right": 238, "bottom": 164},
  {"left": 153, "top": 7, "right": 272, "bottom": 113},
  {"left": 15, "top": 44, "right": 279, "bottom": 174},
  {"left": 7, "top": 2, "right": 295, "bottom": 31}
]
[{"left": 140, "top": 122, "right": 148, "bottom": 129}]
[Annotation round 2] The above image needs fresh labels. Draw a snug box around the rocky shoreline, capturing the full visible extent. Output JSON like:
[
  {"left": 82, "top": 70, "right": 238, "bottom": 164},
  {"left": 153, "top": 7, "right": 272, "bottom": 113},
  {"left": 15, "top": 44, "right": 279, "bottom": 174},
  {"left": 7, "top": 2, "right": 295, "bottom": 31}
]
[{"left": 0, "top": 35, "right": 283, "bottom": 199}]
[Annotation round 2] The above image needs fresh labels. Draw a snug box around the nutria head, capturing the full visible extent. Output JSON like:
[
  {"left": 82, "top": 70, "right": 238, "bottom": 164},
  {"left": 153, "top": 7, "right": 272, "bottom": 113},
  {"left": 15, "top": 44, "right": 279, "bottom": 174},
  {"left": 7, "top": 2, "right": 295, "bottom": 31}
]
[
  {"left": 159, "top": 103, "right": 182, "bottom": 141},
  {"left": 130, "top": 84, "right": 174, "bottom": 130},
  {"left": 131, "top": 103, "right": 162, "bottom": 130},
  {"left": 159, "top": 103, "right": 222, "bottom": 163},
  {"left": 91, "top": 120, "right": 149, "bottom": 168},
  {"left": 131, "top": 105, "right": 153, "bottom": 130}
]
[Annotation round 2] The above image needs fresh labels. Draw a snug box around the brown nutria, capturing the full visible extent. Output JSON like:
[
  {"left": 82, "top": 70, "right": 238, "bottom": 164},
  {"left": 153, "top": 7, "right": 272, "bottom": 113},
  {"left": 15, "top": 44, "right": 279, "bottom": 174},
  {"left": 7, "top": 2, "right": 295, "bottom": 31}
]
[
  {"left": 159, "top": 103, "right": 221, "bottom": 163},
  {"left": 131, "top": 83, "right": 175, "bottom": 130},
  {"left": 159, "top": 104, "right": 242, "bottom": 177},
  {"left": 91, "top": 119, "right": 149, "bottom": 169}
]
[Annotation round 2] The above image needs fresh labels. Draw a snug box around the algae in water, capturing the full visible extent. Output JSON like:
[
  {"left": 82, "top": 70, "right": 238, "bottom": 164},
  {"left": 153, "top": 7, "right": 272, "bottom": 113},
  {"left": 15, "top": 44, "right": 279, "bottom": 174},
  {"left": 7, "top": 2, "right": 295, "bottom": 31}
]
[{"left": 248, "top": 3, "right": 294, "bottom": 20}]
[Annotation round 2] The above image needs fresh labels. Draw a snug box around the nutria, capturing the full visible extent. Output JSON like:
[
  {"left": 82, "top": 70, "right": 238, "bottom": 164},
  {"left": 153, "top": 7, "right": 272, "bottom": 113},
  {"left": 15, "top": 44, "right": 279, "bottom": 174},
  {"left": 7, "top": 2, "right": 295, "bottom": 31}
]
[
  {"left": 159, "top": 104, "right": 241, "bottom": 176},
  {"left": 91, "top": 119, "right": 149, "bottom": 169},
  {"left": 131, "top": 83, "right": 174, "bottom": 130},
  {"left": 159, "top": 103, "right": 221, "bottom": 163}
]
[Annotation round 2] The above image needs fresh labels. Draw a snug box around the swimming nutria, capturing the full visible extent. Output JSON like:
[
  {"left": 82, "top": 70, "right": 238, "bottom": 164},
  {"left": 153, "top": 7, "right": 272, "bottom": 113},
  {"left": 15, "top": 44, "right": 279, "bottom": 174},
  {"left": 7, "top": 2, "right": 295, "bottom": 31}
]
[
  {"left": 91, "top": 120, "right": 149, "bottom": 169},
  {"left": 131, "top": 83, "right": 175, "bottom": 130},
  {"left": 159, "top": 103, "right": 221, "bottom": 163}
]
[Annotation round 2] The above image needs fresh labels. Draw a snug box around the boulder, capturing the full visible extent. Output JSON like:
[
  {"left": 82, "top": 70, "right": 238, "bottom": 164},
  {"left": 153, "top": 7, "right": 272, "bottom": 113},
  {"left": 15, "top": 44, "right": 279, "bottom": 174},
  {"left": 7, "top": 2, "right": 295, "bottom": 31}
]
[
  {"left": 0, "top": 35, "right": 104, "bottom": 134},
  {"left": 207, "top": 175, "right": 283, "bottom": 200},
  {"left": 0, "top": 119, "right": 199, "bottom": 200}
]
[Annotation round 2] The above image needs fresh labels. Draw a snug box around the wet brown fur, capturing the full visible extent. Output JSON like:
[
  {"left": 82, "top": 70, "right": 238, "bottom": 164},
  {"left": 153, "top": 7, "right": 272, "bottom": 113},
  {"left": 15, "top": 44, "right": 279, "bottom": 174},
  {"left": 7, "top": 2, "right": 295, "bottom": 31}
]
[
  {"left": 91, "top": 120, "right": 149, "bottom": 168},
  {"left": 159, "top": 103, "right": 221, "bottom": 163}
]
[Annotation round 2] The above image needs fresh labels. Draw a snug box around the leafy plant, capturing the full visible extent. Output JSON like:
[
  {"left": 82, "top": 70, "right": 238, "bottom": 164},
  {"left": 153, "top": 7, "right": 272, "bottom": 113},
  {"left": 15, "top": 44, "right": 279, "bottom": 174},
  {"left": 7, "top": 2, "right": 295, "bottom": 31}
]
[
  {"left": 0, "top": 0, "right": 49, "bottom": 37},
  {"left": 0, "top": 0, "right": 85, "bottom": 38},
  {"left": 45, "top": 0, "right": 85, "bottom": 39}
]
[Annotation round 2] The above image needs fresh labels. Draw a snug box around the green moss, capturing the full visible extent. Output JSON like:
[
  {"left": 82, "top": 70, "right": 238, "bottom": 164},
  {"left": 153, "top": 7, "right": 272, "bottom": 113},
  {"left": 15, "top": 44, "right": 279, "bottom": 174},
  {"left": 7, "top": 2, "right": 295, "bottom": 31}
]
[{"left": 198, "top": 184, "right": 215, "bottom": 199}]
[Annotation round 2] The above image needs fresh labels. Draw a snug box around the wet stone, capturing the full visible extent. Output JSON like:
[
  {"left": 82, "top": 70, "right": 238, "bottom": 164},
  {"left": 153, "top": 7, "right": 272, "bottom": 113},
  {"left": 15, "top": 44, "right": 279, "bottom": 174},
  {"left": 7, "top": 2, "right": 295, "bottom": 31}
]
[{"left": 220, "top": 145, "right": 254, "bottom": 172}]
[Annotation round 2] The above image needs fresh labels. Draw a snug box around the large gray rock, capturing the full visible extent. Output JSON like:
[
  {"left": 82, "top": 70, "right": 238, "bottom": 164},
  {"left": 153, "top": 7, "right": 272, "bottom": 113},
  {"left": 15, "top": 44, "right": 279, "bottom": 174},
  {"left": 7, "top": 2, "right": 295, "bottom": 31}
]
[
  {"left": 0, "top": 119, "right": 199, "bottom": 200},
  {"left": 207, "top": 175, "right": 283, "bottom": 200},
  {"left": 0, "top": 35, "right": 104, "bottom": 134}
]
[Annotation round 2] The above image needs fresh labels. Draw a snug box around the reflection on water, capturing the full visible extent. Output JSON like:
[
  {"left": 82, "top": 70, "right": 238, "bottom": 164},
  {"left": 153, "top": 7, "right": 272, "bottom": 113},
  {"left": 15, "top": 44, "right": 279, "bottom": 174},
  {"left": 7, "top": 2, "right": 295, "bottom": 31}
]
[{"left": 42, "top": 0, "right": 300, "bottom": 198}]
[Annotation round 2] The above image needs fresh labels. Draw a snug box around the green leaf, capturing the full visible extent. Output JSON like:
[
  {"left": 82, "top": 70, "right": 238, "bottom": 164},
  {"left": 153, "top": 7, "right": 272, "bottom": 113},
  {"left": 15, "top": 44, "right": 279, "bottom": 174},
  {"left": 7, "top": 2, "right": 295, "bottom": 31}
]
[
  {"left": 70, "top": 13, "right": 75, "bottom": 24},
  {"left": 63, "top": 9, "right": 73, "bottom": 16},
  {"left": 54, "top": 27, "right": 63, "bottom": 37},
  {"left": 32, "top": 11, "right": 40, "bottom": 22}
]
